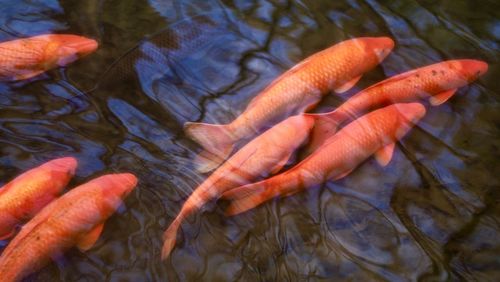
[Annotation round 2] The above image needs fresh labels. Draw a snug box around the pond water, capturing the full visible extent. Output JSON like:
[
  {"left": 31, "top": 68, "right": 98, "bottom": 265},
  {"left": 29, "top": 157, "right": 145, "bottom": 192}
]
[{"left": 0, "top": 0, "right": 499, "bottom": 281}]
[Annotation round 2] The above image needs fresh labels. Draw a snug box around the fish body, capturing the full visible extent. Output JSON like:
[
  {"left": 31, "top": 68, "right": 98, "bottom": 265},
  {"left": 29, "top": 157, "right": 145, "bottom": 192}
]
[
  {"left": 0, "top": 157, "right": 77, "bottom": 240},
  {"left": 0, "top": 173, "right": 137, "bottom": 282},
  {"left": 162, "top": 115, "right": 315, "bottom": 259},
  {"left": 222, "top": 103, "right": 426, "bottom": 215},
  {"left": 0, "top": 34, "right": 98, "bottom": 81},
  {"left": 305, "top": 59, "right": 488, "bottom": 154},
  {"left": 185, "top": 37, "right": 394, "bottom": 171}
]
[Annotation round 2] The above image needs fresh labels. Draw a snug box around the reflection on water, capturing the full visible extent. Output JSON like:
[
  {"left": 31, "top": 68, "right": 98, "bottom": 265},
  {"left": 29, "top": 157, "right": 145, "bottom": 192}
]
[{"left": 0, "top": 0, "right": 499, "bottom": 280}]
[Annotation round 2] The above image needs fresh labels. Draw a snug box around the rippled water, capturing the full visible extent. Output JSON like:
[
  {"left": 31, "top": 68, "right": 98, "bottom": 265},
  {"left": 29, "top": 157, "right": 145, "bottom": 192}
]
[{"left": 0, "top": 0, "right": 499, "bottom": 281}]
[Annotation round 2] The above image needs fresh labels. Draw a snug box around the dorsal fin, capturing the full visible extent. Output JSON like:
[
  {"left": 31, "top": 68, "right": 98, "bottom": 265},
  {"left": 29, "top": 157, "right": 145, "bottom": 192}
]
[{"left": 363, "top": 69, "right": 420, "bottom": 93}]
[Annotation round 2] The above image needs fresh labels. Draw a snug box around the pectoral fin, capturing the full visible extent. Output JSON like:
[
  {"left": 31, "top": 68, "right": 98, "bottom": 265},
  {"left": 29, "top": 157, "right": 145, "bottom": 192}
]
[
  {"left": 334, "top": 75, "right": 362, "bottom": 93},
  {"left": 269, "top": 153, "right": 294, "bottom": 175},
  {"left": 77, "top": 223, "right": 104, "bottom": 251},
  {"left": 375, "top": 143, "right": 395, "bottom": 166},
  {"left": 429, "top": 89, "right": 457, "bottom": 106},
  {"left": 14, "top": 70, "right": 45, "bottom": 81},
  {"left": 0, "top": 229, "right": 16, "bottom": 241}
]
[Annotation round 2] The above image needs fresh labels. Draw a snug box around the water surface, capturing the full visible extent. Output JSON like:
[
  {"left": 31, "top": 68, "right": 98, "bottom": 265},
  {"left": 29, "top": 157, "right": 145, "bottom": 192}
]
[{"left": 0, "top": 0, "right": 499, "bottom": 281}]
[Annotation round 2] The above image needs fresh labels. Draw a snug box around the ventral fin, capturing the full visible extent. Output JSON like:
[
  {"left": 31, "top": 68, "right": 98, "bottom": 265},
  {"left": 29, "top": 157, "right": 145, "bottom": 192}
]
[
  {"left": 429, "top": 89, "right": 457, "bottom": 106},
  {"left": 375, "top": 143, "right": 395, "bottom": 166},
  {"left": 330, "top": 168, "right": 354, "bottom": 181},
  {"left": 15, "top": 70, "right": 45, "bottom": 81},
  {"left": 269, "top": 153, "right": 294, "bottom": 175},
  {"left": 77, "top": 223, "right": 104, "bottom": 251},
  {"left": 334, "top": 75, "right": 362, "bottom": 93}
]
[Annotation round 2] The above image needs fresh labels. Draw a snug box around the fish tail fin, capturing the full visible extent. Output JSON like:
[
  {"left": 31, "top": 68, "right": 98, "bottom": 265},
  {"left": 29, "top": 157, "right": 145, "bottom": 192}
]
[
  {"left": 302, "top": 111, "right": 346, "bottom": 156},
  {"left": 184, "top": 122, "right": 235, "bottom": 173},
  {"left": 222, "top": 181, "right": 269, "bottom": 216},
  {"left": 161, "top": 218, "right": 182, "bottom": 260},
  {"left": 161, "top": 188, "right": 210, "bottom": 260}
]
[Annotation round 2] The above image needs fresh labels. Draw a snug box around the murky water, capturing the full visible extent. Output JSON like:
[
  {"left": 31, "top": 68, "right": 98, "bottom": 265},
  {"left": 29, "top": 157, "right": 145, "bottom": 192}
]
[{"left": 0, "top": 0, "right": 499, "bottom": 281}]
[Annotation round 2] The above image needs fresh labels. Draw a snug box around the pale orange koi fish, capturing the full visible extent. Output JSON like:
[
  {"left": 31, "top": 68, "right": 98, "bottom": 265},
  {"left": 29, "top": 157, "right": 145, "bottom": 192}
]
[
  {"left": 304, "top": 59, "right": 488, "bottom": 154},
  {"left": 185, "top": 37, "right": 394, "bottom": 172},
  {"left": 0, "top": 34, "right": 98, "bottom": 81},
  {"left": 0, "top": 157, "right": 77, "bottom": 240},
  {"left": 0, "top": 173, "right": 137, "bottom": 282},
  {"left": 162, "top": 115, "right": 315, "bottom": 259},
  {"left": 221, "top": 103, "right": 426, "bottom": 216}
]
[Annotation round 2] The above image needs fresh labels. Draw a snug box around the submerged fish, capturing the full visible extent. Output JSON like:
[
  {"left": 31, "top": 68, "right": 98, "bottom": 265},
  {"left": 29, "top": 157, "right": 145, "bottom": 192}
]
[
  {"left": 162, "top": 115, "right": 315, "bottom": 259},
  {"left": 0, "top": 173, "right": 137, "bottom": 282},
  {"left": 0, "top": 157, "right": 77, "bottom": 240},
  {"left": 221, "top": 103, "right": 426, "bottom": 215},
  {"left": 0, "top": 34, "right": 98, "bottom": 81},
  {"left": 304, "top": 59, "right": 488, "bottom": 154},
  {"left": 185, "top": 37, "right": 394, "bottom": 172}
]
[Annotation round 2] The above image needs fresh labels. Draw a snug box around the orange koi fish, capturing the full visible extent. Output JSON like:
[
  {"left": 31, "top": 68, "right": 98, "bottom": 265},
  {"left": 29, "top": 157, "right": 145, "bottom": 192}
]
[
  {"left": 162, "top": 115, "right": 315, "bottom": 259},
  {"left": 304, "top": 59, "right": 488, "bottom": 154},
  {"left": 0, "top": 34, "right": 98, "bottom": 81},
  {"left": 185, "top": 37, "right": 394, "bottom": 171},
  {"left": 0, "top": 157, "right": 77, "bottom": 240},
  {"left": 0, "top": 173, "right": 137, "bottom": 282},
  {"left": 222, "top": 103, "right": 426, "bottom": 215}
]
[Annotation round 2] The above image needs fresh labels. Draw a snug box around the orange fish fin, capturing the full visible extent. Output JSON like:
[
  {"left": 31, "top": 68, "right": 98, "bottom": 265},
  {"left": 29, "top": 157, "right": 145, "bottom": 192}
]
[
  {"left": 301, "top": 111, "right": 345, "bottom": 157},
  {"left": 14, "top": 70, "right": 45, "bottom": 81},
  {"left": 0, "top": 228, "right": 17, "bottom": 241},
  {"left": 334, "top": 75, "right": 362, "bottom": 93},
  {"left": 184, "top": 122, "right": 235, "bottom": 172},
  {"left": 193, "top": 149, "right": 226, "bottom": 173},
  {"left": 333, "top": 168, "right": 355, "bottom": 181},
  {"left": 374, "top": 142, "right": 395, "bottom": 167},
  {"left": 429, "top": 89, "right": 457, "bottom": 106},
  {"left": 222, "top": 181, "right": 274, "bottom": 216},
  {"left": 268, "top": 151, "right": 296, "bottom": 175},
  {"left": 301, "top": 100, "right": 321, "bottom": 113},
  {"left": 77, "top": 223, "right": 104, "bottom": 252},
  {"left": 161, "top": 219, "right": 182, "bottom": 260}
]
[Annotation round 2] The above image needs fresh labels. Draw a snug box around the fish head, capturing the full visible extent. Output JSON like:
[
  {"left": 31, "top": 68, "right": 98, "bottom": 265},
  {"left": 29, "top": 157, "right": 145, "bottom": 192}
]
[
  {"left": 44, "top": 157, "right": 78, "bottom": 189},
  {"left": 392, "top": 103, "right": 426, "bottom": 139},
  {"left": 363, "top": 37, "right": 395, "bottom": 63},
  {"left": 45, "top": 157, "right": 78, "bottom": 174},
  {"left": 47, "top": 34, "right": 98, "bottom": 66},
  {"left": 453, "top": 59, "right": 488, "bottom": 83},
  {"left": 99, "top": 173, "right": 138, "bottom": 212}
]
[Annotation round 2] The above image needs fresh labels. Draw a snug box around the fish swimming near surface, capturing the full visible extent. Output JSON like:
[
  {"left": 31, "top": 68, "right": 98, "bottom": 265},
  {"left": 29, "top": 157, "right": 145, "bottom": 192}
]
[
  {"left": 221, "top": 103, "right": 426, "bottom": 216},
  {"left": 303, "top": 59, "right": 488, "bottom": 155},
  {"left": 185, "top": 37, "right": 395, "bottom": 172},
  {"left": 0, "top": 173, "right": 137, "bottom": 282},
  {"left": 162, "top": 115, "right": 315, "bottom": 259},
  {"left": 0, "top": 157, "right": 77, "bottom": 240},
  {"left": 0, "top": 34, "right": 98, "bottom": 81}
]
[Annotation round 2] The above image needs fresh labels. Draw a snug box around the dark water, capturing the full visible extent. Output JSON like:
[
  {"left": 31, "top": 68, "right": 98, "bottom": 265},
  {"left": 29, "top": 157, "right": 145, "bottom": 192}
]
[{"left": 0, "top": 0, "right": 499, "bottom": 281}]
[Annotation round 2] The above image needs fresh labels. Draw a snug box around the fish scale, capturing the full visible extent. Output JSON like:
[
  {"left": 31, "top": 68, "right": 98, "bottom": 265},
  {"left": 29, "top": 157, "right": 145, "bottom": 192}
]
[
  {"left": 303, "top": 59, "right": 488, "bottom": 155},
  {"left": 0, "top": 157, "right": 77, "bottom": 240},
  {"left": 184, "top": 37, "right": 394, "bottom": 172},
  {"left": 0, "top": 173, "right": 137, "bottom": 282},
  {"left": 221, "top": 103, "right": 427, "bottom": 216},
  {"left": 0, "top": 34, "right": 98, "bottom": 81},
  {"left": 161, "top": 115, "right": 315, "bottom": 259}
]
